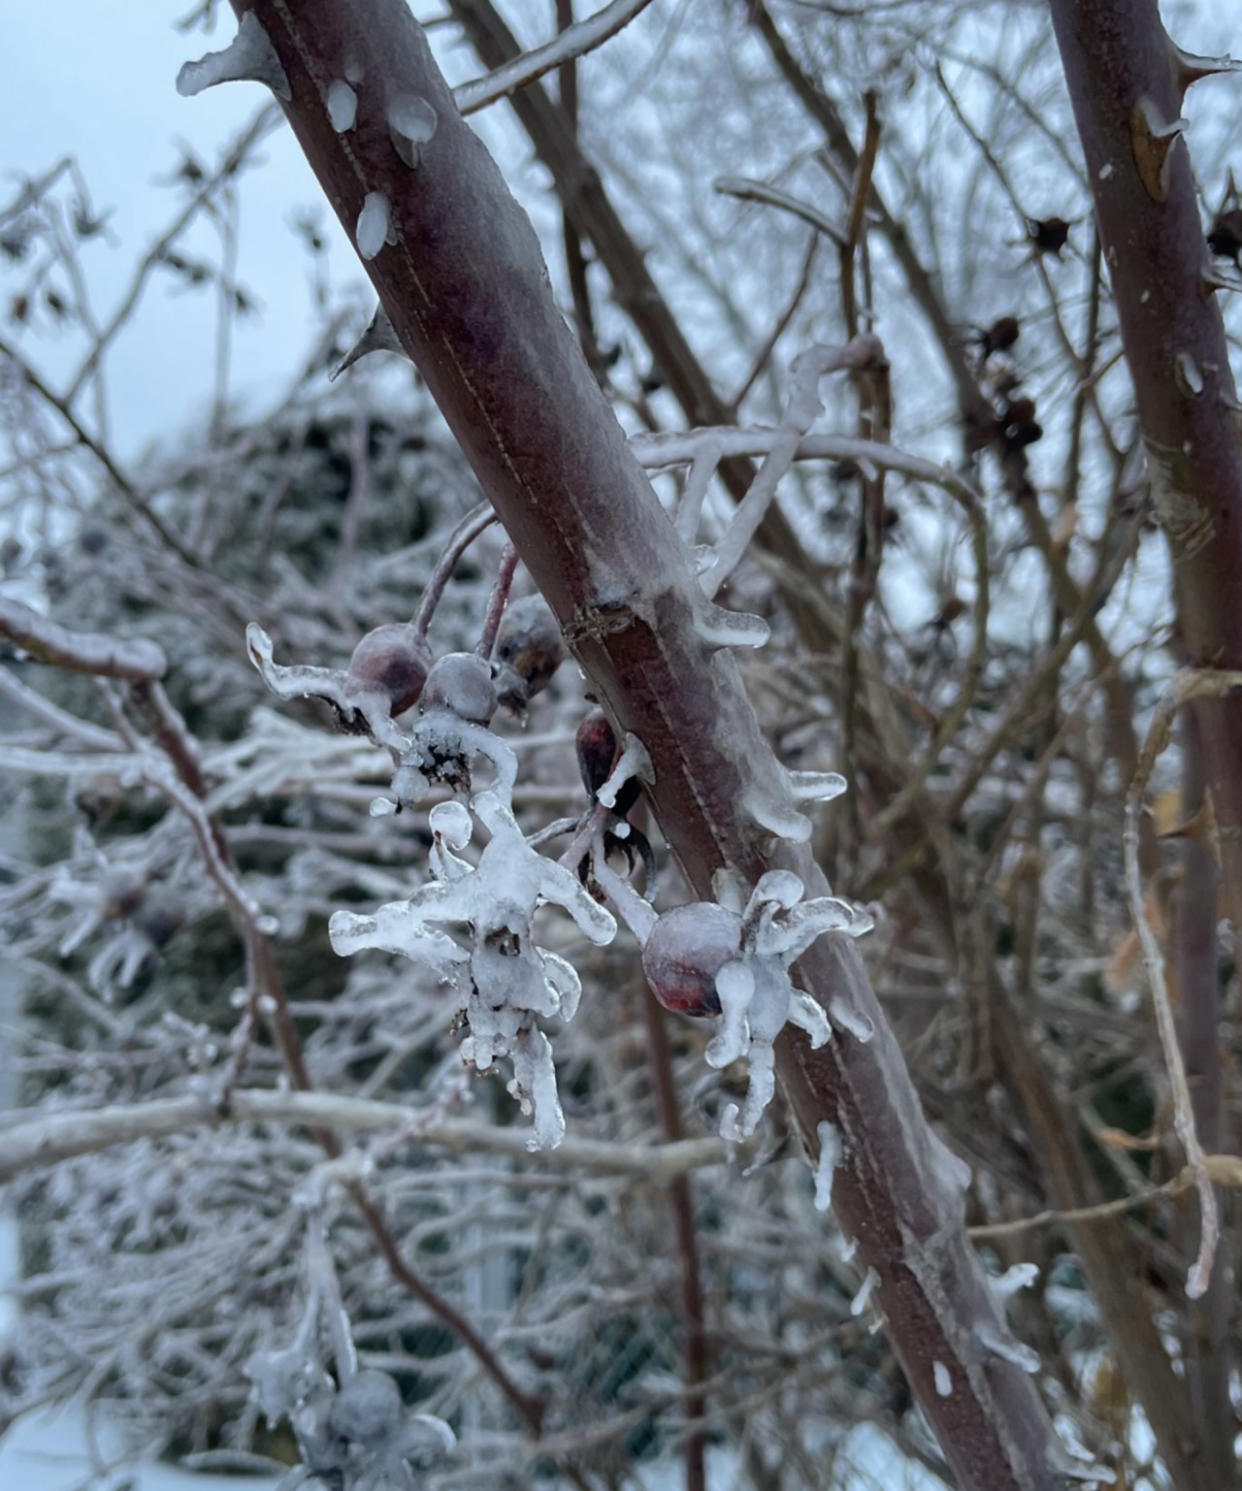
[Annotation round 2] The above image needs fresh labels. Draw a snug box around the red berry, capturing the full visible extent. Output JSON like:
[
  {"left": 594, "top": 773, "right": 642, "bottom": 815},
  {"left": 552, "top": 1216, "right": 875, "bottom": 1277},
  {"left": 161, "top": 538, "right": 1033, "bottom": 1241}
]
[
  {"left": 576, "top": 708, "right": 641, "bottom": 818},
  {"left": 421, "top": 651, "right": 497, "bottom": 724},
  {"left": 641, "top": 902, "right": 741, "bottom": 1017},
  {"left": 345, "top": 623, "right": 432, "bottom": 716}
]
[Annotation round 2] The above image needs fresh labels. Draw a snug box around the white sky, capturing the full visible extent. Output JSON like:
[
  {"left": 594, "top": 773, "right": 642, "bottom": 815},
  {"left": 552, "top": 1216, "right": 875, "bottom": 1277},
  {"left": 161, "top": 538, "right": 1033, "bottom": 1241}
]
[{"left": 2, "top": 4, "right": 364, "bottom": 462}]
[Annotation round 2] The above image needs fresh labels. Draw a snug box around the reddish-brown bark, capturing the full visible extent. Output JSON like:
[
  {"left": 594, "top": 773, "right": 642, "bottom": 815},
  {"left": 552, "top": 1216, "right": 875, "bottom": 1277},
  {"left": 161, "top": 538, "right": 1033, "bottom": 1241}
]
[{"left": 219, "top": 3, "right": 1067, "bottom": 1485}]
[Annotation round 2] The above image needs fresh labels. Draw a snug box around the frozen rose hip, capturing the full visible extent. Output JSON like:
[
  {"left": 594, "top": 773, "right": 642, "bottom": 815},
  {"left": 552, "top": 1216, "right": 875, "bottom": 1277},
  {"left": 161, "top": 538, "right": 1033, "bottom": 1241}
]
[{"left": 642, "top": 901, "right": 741, "bottom": 1017}]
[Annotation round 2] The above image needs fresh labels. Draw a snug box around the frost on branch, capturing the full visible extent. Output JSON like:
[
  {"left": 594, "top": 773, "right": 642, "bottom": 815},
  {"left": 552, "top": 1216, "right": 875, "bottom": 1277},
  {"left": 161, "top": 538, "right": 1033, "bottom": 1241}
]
[
  {"left": 644, "top": 872, "right": 872, "bottom": 1140},
  {"left": 330, "top": 788, "right": 615, "bottom": 1149}
]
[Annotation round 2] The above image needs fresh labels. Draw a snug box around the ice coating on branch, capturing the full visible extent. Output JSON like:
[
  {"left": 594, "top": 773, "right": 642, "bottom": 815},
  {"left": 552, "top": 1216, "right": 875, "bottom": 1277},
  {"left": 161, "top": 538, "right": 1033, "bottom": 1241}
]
[
  {"left": 596, "top": 730, "right": 653, "bottom": 809},
  {"left": 1049, "top": 1428, "right": 1116, "bottom": 1486},
  {"left": 326, "top": 79, "right": 357, "bottom": 132},
  {"left": 176, "top": 12, "right": 291, "bottom": 101},
  {"left": 850, "top": 1267, "right": 879, "bottom": 1318},
  {"left": 977, "top": 1322, "right": 1041, "bottom": 1374},
  {"left": 695, "top": 599, "right": 770, "bottom": 649},
  {"left": 813, "top": 1121, "right": 840, "bottom": 1211},
  {"left": 704, "top": 871, "right": 872, "bottom": 1139},
  {"left": 388, "top": 654, "right": 515, "bottom": 808},
  {"left": 245, "top": 622, "right": 408, "bottom": 753},
  {"left": 992, "top": 1261, "right": 1039, "bottom": 1300},
  {"left": 356, "top": 193, "right": 392, "bottom": 261},
  {"left": 388, "top": 94, "right": 438, "bottom": 167},
  {"left": 329, "top": 788, "right": 614, "bottom": 1149},
  {"left": 933, "top": 1361, "right": 952, "bottom": 1397},
  {"left": 828, "top": 994, "right": 875, "bottom": 1043}
]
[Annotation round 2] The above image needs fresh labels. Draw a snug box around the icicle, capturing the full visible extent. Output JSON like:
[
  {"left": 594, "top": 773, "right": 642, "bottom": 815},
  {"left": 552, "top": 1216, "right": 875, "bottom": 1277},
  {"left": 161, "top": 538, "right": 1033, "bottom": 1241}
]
[
  {"left": 977, "top": 1322, "right": 1041, "bottom": 1374},
  {"left": 813, "top": 1121, "right": 840, "bottom": 1212},
  {"left": 850, "top": 1266, "right": 879, "bottom": 1317},
  {"left": 596, "top": 731, "right": 653, "bottom": 809},
  {"left": 785, "top": 767, "right": 848, "bottom": 803},
  {"left": 176, "top": 11, "right": 291, "bottom": 101},
  {"left": 326, "top": 79, "right": 357, "bottom": 133},
  {"left": 743, "top": 789, "right": 811, "bottom": 845},
  {"left": 695, "top": 600, "right": 770, "bottom": 650},
  {"left": 356, "top": 193, "right": 392, "bottom": 261},
  {"left": 828, "top": 995, "right": 875, "bottom": 1043},
  {"left": 933, "top": 1361, "right": 952, "bottom": 1398},
  {"left": 388, "top": 94, "right": 438, "bottom": 167}
]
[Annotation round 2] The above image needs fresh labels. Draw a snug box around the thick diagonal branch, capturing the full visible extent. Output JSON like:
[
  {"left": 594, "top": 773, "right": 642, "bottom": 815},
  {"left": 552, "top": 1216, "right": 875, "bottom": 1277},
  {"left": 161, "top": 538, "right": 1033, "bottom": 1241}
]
[{"left": 225, "top": 4, "right": 1065, "bottom": 1485}]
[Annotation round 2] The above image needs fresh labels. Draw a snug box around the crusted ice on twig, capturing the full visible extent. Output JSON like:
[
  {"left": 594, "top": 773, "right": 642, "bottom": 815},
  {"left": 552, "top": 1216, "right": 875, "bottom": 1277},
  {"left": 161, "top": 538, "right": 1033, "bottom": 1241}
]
[
  {"left": 176, "top": 11, "right": 291, "bottom": 101},
  {"left": 329, "top": 788, "right": 614, "bottom": 1149},
  {"left": 977, "top": 1322, "right": 1041, "bottom": 1374},
  {"left": 245, "top": 623, "right": 408, "bottom": 753},
  {"left": 933, "top": 1361, "right": 953, "bottom": 1398}
]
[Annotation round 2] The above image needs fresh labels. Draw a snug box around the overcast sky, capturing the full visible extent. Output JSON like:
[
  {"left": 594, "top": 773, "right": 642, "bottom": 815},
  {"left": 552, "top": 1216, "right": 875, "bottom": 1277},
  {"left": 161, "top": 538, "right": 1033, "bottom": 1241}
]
[{"left": 3, "top": 4, "right": 382, "bottom": 461}]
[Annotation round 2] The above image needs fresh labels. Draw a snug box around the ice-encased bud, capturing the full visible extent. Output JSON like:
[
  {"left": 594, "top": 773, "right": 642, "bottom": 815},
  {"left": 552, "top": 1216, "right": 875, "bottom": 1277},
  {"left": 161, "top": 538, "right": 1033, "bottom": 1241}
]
[
  {"left": 421, "top": 652, "right": 497, "bottom": 724},
  {"left": 642, "top": 901, "right": 741, "bottom": 1016},
  {"left": 328, "top": 1369, "right": 402, "bottom": 1442},
  {"left": 345, "top": 623, "right": 432, "bottom": 716}
]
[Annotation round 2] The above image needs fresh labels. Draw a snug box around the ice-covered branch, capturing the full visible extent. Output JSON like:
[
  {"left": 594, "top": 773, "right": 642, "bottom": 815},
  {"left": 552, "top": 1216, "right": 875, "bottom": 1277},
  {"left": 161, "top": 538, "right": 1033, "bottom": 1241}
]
[
  {"left": 0, "top": 1090, "right": 728, "bottom": 1186},
  {"left": 0, "top": 593, "right": 166, "bottom": 681},
  {"left": 453, "top": 0, "right": 654, "bottom": 116}
]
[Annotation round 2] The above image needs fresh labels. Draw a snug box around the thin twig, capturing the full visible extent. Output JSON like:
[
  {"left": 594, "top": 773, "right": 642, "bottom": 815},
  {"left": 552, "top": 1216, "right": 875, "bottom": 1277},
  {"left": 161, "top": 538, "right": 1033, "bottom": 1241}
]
[{"left": 1123, "top": 668, "right": 1242, "bottom": 1297}]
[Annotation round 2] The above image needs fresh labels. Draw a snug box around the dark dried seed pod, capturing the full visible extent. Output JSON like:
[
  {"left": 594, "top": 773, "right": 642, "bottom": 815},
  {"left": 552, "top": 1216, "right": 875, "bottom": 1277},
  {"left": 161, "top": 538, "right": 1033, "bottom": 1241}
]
[
  {"left": 1026, "top": 216, "right": 1070, "bottom": 257},
  {"left": 345, "top": 623, "right": 433, "bottom": 716},
  {"left": 493, "top": 595, "right": 565, "bottom": 711},
  {"left": 641, "top": 902, "right": 741, "bottom": 1017},
  {"left": 1207, "top": 208, "right": 1242, "bottom": 265}
]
